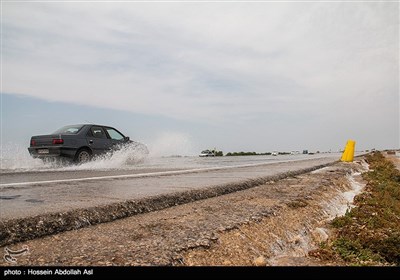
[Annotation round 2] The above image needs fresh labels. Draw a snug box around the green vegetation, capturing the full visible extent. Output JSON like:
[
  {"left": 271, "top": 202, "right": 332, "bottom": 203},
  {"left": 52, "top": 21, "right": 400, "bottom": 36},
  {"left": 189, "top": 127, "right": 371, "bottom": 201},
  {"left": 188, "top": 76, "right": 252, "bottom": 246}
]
[{"left": 311, "top": 152, "right": 400, "bottom": 265}]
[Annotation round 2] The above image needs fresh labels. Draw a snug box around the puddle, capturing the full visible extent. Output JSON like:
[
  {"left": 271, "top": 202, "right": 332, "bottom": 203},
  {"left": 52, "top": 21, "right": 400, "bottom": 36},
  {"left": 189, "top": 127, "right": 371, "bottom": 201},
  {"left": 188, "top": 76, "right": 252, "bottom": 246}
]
[
  {"left": 25, "top": 199, "right": 44, "bottom": 203},
  {"left": 0, "top": 195, "right": 22, "bottom": 200}
]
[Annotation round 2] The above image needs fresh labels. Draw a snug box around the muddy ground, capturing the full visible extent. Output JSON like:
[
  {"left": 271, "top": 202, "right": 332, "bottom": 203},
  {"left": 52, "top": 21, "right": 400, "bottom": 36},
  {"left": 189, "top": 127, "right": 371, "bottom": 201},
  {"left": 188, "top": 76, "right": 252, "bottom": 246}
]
[{"left": 0, "top": 159, "right": 368, "bottom": 266}]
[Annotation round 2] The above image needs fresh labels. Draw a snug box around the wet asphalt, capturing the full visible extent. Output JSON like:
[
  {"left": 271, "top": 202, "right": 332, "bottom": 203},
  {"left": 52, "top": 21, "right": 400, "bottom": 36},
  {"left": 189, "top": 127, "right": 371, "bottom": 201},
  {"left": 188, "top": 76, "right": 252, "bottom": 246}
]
[{"left": 0, "top": 156, "right": 341, "bottom": 220}]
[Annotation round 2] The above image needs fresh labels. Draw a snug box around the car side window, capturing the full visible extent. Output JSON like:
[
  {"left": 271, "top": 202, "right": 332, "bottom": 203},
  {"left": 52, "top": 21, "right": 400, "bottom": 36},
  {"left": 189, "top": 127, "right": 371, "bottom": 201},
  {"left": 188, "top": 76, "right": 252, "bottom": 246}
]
[
  {"left": 105, "top": 128, "right": 124, "bottom": 141},
  {"left": 89, "top": 127, "right": 107, "bottom": 139}
]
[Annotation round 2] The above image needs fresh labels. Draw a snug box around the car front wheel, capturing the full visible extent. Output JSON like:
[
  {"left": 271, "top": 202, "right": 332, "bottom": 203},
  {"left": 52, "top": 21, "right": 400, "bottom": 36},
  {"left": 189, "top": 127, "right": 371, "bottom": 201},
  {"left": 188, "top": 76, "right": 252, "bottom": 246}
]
[{"left": 75, "top": 149, "right": 92, "bottom": 163}]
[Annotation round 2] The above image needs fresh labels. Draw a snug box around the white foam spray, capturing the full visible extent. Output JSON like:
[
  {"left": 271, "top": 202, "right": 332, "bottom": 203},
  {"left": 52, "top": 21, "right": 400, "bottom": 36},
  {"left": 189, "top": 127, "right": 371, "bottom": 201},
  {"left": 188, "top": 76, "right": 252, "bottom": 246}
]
[
  {"left": 0, "top": 132, "right": 198, "bottom": 172},
  {"left": 1, "top": 142, "right": 61, "bottom": 172},
  {"left": 62, "top": 141, "right": 149, "bottom": 171},
  {"left": 0, "top": 141, "right": 150, "bottom": 172},
  {"left": 146, "top": 132, "right": 197, "bottom": 158}
]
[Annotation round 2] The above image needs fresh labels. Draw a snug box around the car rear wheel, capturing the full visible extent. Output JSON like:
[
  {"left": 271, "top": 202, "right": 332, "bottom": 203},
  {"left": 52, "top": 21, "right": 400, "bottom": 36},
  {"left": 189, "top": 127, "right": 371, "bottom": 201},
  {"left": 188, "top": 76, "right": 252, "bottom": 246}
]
[{"left": 75, "top": 149, "right": 92, "bottom": 163}]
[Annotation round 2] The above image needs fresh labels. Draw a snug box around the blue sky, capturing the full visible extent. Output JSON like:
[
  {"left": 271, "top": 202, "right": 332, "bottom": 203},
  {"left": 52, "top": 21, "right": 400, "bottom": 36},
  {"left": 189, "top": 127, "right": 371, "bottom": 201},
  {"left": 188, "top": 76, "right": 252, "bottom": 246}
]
[{"left": 1, "top": 1, "right": 399, "bottom": 154}]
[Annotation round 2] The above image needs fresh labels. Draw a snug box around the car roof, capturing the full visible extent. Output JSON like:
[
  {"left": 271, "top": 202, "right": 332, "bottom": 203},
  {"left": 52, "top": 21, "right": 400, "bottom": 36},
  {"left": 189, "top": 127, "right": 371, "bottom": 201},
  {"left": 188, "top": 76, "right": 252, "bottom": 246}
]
[
  {"left": 59, "top": 124, "right": 117, "bottom": 132},
  {"left": 73, "top": 124, "right": 114, "bottom": 128}
]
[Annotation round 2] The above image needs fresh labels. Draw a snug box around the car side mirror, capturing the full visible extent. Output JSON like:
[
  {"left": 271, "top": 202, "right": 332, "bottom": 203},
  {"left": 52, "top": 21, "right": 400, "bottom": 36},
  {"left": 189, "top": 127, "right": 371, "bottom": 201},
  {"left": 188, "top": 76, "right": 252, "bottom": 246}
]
[{"left": 124, "top": 136, "right": 130, "bottom": 141}]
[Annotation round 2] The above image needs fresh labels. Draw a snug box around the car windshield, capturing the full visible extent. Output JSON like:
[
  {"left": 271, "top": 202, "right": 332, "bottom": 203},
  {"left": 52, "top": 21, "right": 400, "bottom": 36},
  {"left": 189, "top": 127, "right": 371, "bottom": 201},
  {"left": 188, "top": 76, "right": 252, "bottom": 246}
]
[{"left": 53, "top": 125, "right": 84, "bottom": 134}]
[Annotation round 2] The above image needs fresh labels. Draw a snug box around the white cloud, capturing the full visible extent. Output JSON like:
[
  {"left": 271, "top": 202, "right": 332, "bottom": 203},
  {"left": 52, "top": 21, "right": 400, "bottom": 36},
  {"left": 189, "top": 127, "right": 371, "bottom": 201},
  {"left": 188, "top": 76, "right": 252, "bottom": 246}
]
[{"left": 2, "top": 1, "right": 399, "bottom": 150}]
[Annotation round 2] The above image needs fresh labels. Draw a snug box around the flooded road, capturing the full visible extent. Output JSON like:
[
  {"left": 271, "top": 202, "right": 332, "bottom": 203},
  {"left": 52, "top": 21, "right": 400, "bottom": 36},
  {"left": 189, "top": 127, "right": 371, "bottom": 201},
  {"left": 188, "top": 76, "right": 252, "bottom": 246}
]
[
  {"left": 1, "top": 153, "right": 339, "bottom": 184},
  {"left": 0, "top": 154, "right": 343, "bottom": 220}
]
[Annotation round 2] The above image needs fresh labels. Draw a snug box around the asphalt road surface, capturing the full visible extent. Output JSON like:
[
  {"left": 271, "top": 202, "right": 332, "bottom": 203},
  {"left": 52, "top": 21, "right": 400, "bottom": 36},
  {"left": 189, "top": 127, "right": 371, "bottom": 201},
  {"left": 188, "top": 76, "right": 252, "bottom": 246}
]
[{"left": 0, "top": 155, "right": 342, "bottom": 220}]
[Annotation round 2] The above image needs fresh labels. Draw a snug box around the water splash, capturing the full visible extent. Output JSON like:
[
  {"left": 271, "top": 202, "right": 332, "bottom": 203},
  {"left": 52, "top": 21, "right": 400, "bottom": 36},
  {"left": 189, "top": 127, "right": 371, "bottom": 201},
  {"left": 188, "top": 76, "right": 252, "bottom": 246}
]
[
  {"left": 0, "top": 141, "right": 149, "bottom": 172},
  {"left": 147, "top": 132, "right": 197, "bottom": 158},
  {"left": 1, "top": 142, "right": 62, "bottom": 172},
  {"left": 0, "top": 132, "right": 198, "bottom": 172},
  {"left": 63, "top": 141, "right": 149, "bottom": 171}
]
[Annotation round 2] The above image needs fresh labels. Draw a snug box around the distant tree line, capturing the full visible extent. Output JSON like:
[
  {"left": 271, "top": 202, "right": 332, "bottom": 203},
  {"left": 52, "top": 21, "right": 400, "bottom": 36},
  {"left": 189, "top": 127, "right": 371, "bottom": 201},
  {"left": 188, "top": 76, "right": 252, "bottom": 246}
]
[{"left": 209, "top": 151, "right": 313, "bottom": 157}]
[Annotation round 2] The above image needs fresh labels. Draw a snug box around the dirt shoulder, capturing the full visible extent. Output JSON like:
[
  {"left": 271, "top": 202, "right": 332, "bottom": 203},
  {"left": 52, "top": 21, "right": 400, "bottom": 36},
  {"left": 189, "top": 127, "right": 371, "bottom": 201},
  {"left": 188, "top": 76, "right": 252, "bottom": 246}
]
[
  {"left": 0, "top": 159, "right": 366, "bottom": 266},
  {"left": 308, "top": 152, "right": 400, "bottom": 266}
]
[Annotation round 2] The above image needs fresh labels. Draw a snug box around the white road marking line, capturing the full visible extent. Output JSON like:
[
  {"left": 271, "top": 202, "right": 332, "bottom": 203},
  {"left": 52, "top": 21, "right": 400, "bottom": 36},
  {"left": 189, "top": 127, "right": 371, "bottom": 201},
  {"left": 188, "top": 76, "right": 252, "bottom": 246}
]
[
  {"left": 0, "top": 161, "right": 284, "bottom": 187},
  {"left": 0, "top": 156, "right": 340, "bottom": 188}
]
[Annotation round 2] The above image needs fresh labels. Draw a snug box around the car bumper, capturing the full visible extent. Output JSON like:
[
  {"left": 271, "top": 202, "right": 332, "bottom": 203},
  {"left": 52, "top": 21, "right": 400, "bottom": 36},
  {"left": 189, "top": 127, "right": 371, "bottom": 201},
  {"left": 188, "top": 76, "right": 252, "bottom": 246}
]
[{"left": 28, "top": 146, "right": 77, "bottom": 159}]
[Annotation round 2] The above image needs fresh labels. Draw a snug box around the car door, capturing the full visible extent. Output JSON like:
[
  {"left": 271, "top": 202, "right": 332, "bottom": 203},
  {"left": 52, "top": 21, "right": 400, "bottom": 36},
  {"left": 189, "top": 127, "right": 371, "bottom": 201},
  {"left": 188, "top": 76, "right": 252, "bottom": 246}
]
[{"left": 86, "top": 126, "right": 112, "bottom": 155}]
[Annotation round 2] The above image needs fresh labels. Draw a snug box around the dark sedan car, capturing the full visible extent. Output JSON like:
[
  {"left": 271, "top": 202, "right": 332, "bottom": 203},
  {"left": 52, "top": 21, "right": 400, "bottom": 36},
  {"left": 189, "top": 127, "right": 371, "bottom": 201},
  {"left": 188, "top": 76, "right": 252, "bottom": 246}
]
[{"left": 28, "top": 124, "right": 135, "bottom": 163}]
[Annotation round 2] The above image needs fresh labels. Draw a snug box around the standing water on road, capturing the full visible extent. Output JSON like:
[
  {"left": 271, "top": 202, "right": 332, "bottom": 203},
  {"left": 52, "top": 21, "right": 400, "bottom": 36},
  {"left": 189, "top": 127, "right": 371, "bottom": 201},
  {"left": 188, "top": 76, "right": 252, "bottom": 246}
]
[
  {"left": 1, "top": 142, "right": 344, "bottom": 174},
  {"left": 1, "top": 146, "right": 341, "bottom": 174}
]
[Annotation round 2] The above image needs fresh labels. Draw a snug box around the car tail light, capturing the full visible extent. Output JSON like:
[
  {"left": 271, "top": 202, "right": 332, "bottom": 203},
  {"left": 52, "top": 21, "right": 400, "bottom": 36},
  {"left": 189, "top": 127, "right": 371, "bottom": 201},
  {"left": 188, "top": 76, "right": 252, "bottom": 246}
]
[
  {"left": 31, "top": 139, "right": 36, "bottom": 146},
  {"left": 52, "top": 139, "right": 64, "bottom": 145}
]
